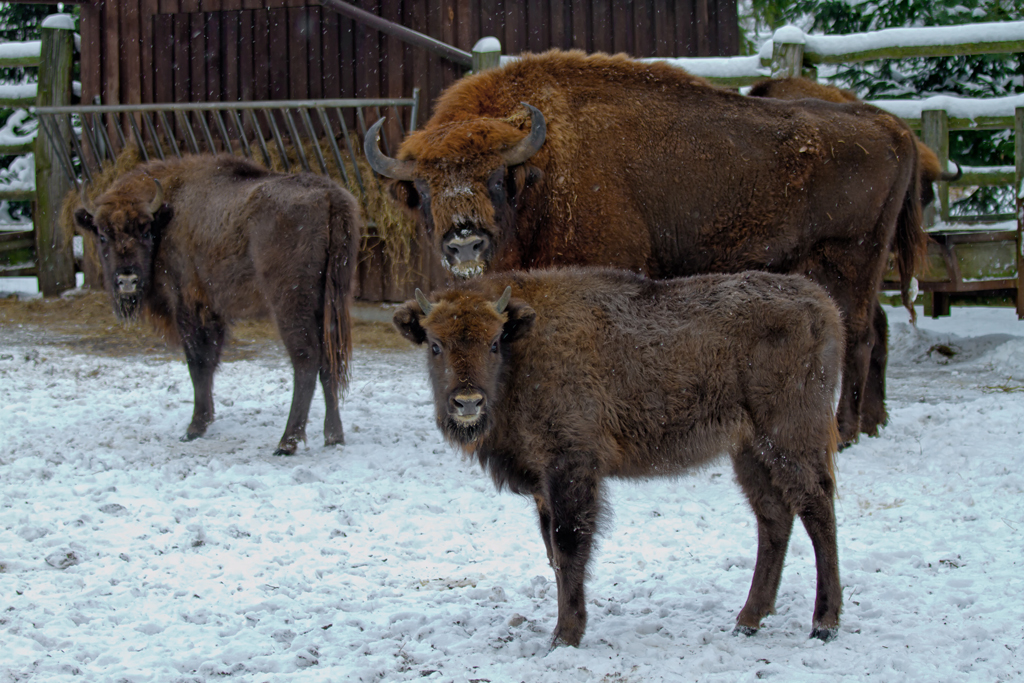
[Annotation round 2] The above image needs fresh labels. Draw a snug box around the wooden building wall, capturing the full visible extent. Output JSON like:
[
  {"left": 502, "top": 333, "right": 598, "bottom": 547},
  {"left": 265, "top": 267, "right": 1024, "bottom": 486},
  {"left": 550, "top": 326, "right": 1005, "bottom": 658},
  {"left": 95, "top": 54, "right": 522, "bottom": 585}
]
[{"left": 78, "top": 0, "right": 739, "bottom": 123}]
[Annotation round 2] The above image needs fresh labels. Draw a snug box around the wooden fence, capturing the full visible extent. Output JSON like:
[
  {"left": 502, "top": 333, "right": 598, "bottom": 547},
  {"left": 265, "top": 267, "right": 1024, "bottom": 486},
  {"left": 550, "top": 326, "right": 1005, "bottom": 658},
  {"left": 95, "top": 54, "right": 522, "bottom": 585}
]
[{"left": 0, "top": 16, "right": 75, "bottom": 296}]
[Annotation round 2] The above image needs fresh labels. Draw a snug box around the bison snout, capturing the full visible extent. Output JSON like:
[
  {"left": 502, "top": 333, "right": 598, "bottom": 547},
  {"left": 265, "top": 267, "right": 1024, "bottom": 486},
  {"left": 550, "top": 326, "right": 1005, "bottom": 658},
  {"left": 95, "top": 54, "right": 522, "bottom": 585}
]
[
  {"left": 450, "top": 392, "right": 485, "bottom": 422},
  {"left": 442, "top": 229, "right": 490, "bottom": 278},
  {"left": 116, "top": 273, "right": 139, "bottom": 295},
  {"left": 444, "top": 234, "right": 487, "bottom": 262}
]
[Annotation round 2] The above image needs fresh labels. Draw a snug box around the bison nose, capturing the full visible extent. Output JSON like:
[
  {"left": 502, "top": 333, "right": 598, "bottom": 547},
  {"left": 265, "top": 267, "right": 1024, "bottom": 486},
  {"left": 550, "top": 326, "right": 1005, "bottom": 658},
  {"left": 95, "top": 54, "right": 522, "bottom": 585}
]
[
  {"left": 450, "top": 392, "right": 484, "bottom": 417},
  {"left": 116, "top": 273, "right": 139, "bottom": 294},
  {"left": 444, "top": 233, "right": 488, "bottom": 264}
]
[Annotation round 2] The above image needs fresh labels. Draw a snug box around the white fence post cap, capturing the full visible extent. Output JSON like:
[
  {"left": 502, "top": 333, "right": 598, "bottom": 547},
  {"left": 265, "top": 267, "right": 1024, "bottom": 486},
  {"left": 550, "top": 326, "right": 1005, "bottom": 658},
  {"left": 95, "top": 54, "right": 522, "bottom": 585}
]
[
  {"left": 473, "top": 37, "right": 502, "bottom": 54},
  {"left": 772, "top": 25, "right": 807, "bottom": 44},
  {"left": 42, "top": 14, "right": 76, "bottom": 31}
]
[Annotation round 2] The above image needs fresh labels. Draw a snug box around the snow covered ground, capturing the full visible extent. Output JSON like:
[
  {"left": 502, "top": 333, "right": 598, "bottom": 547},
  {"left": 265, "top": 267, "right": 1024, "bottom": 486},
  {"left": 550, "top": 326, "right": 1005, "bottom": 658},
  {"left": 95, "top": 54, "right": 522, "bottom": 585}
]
[{"left": 1, "top": 288, "right": 1022, "bottom": 682}]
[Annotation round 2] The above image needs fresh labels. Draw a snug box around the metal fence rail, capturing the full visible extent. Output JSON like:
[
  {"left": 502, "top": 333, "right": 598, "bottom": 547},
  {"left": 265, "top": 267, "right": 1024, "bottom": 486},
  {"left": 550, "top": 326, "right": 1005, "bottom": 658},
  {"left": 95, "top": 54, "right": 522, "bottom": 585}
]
[{"left": 35, "top": 92, "right": 420, "bottom": 198}]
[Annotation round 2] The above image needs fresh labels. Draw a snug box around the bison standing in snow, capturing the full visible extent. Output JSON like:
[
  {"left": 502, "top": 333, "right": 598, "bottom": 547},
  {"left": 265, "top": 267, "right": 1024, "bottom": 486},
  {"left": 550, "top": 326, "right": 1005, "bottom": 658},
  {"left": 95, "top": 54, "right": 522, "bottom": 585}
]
[
  {"left": 394, "top": 267, "right": 845, "bottom": 646},
  {"left": 74, "top": 154, "right": 361, "bottom": 455},
  {"left": 366, "top": 49, "right": 926, "bottom": 446}
]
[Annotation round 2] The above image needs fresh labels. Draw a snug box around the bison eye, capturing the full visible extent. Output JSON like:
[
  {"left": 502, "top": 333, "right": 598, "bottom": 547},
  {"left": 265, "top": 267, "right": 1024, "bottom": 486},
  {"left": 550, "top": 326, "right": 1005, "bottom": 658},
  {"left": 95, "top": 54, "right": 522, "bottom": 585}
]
[
  {"left": 431, "top": 342, "right": 442, "bottom": 356},
  {"left": 490, "top": 340, "right": 499, "bottom": 354}
]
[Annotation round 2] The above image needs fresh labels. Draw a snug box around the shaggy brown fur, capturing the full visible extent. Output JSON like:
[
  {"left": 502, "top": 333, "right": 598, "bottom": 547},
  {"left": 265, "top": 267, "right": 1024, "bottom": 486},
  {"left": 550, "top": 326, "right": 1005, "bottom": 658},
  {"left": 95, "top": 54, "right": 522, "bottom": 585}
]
[
  {"left": 74, "top": 154, "right": 361, "bottom": 455},
  {"left": 371, "top": 49, "right": 924, "bottom": 446},
  {"left": 395, "top": 267, "right": 845, "bottom": 647},
  {"left": 746, "top": 76, "right": 961, "bottom": 435},
  {"left": 747, "top": 76, "right": 959, "bottom": 264}
]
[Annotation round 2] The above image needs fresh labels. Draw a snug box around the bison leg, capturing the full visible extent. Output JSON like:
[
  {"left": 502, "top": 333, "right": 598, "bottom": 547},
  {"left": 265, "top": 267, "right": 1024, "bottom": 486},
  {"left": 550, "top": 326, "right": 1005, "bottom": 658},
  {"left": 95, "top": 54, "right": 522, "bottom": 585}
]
[
  {"left": 275, "top": 343, "right": 319, "bottom": 456},
  {"left": 319, "top": 365, "right": 344, "bottom": 447},
  {"left": 745, "top": 443, "right": 842, "bottom": 641},
  {"left": 860, "top": 303, "right": 889, "bottom": 437},
  {"left": 543, "top": 462, "right": 600, "bottom": 648},
  {"left": 731, "top": 450, "right": 795, "bottom": 636},
  {"left": 797, "top": 478, "right": 842, "bottom": 641},
  {"left": 179, "top": 317, "right": 226, "bottom": 442}
]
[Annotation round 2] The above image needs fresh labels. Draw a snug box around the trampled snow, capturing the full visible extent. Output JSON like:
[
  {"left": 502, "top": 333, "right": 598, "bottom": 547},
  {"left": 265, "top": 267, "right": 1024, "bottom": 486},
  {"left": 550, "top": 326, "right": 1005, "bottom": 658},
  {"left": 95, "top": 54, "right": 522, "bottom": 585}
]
[{"left": 1, "top": 294, "right": 1022, "bottom": 682}]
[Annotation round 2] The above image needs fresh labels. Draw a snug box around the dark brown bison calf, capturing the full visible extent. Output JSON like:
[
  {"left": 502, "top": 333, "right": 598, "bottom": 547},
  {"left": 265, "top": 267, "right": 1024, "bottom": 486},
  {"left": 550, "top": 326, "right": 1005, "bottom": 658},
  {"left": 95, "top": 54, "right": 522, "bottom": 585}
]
[
  {"left": 74, "top": 154, "right": 361, "bottom": 455},
  {"left": 394, "top": 267, "right": 844, "bottom": 647}
]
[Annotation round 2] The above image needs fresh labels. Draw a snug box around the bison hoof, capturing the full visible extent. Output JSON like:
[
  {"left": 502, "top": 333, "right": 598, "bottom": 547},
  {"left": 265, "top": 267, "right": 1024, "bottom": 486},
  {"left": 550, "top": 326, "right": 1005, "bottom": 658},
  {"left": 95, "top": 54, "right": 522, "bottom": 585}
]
[
  {"left": 810, "top": 625, "right": 838, "bottom": 642},
  {"left": 273, "top": 445, "right": 298, "bottom": 456},
  {"left": 180, "top": 431, "right": 203, "bottom": 442},
  {"left": 549, "top": 627, "right": 582, "bottom": 650},
  {"left": 324, "top": 433, "right": 345, "bottom": 447},
  {"left": 732, "top": 624, "right": 759, "bottom": 637}
]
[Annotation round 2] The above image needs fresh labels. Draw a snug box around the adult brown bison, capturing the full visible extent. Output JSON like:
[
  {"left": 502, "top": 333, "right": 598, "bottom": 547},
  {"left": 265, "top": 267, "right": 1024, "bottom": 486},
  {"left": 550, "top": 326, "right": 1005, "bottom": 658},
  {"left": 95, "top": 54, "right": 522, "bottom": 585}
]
[
  {"left": 394, "top": 267, "right": 845, "bottom": 647},
  {"left": 74, "top": 154, "right": 361, "bottom": 455},
  {"left": 366, "top": 49, "right": 925, "bottom": 445}
]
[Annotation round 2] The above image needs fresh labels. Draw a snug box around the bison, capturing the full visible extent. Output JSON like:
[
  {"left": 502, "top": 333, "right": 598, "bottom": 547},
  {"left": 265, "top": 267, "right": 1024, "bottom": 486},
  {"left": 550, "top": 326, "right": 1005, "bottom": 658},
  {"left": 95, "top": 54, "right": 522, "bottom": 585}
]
[
  {"left": 74, "top": 154, "right": 361, "bottom": 455},
  {"left": 394, "top": 267, "right": 845, "bottom": 647},
  {"left": 366, "top": 49, "right": 926, "bottom": 446}
]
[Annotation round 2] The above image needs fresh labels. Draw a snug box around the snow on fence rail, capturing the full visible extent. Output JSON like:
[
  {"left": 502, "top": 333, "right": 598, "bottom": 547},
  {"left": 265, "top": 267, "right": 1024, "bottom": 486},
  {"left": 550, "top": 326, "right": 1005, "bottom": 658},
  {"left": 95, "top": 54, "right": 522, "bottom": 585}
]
[{"left": 644, "top": 20, "right": 1024, "bottom": 87}]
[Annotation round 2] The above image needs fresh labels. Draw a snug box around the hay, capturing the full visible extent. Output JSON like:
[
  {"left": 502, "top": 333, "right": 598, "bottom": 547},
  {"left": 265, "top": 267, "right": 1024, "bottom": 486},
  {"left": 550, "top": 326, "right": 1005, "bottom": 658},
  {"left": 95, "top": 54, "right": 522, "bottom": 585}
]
[
  {"left": 0, "top": 289, "right": 409, "bottom": 356},
  {"left": 59, "top": 137, "right": 418, "bottom": 283}
]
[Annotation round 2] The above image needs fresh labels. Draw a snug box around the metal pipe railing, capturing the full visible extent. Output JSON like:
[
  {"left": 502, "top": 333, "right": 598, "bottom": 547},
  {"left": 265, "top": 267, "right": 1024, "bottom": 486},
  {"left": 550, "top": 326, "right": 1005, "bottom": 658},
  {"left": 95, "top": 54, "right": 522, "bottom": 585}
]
[{"left": 35, "top": 95, "right": 419, "bottom": 199}]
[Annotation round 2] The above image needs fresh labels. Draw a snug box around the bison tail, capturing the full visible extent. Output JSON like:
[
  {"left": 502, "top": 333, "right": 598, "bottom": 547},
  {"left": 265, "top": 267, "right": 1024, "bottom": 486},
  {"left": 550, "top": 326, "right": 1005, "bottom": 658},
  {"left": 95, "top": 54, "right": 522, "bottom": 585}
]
[
  {"left": 892, "top": 143, "right": 927, "bottom": 326},
  {"left": 322, "top": 192, "right": 360, "bottom": 396}
]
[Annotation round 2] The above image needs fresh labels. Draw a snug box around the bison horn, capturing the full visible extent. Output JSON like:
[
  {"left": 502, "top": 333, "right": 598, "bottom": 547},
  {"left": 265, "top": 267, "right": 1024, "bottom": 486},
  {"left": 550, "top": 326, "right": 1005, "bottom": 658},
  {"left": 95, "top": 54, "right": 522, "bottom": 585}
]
[
  {"left": 501, "top": 103, "right": 546, "bottom": 167},
  {"left": 364, "top": 118, "right": 418, "bottom": 181},
  {"left": 939, "top": 160, "right": 963, "bottom": 182},
  {"left": 79, "top": 183, "right": 97, "bottom": 216},
  {"left": 147, "top": 178, "right": 164, "bottom": 215},
  {"left": 414, "top": 288, "right": 433, "bottom": 315},
  {"left": 494, "top": 286, "right": 512, "bottom": 314}
]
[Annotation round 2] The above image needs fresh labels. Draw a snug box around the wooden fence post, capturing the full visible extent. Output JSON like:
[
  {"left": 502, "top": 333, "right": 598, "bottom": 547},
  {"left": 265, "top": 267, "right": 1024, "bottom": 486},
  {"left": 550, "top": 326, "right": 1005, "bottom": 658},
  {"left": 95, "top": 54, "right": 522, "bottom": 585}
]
[
  {"left": 471, "top": 37, "right": 501, "bottom": 73},
  {"left": 1016, "top": 107, "right": 1023, "bottom": 319},
  {"left": 770, "top": 27, "right": 806, "bottom": 79},
  {"left": 921, "top": 109, "right": 950, "bottom": 227},
  {"left": 33, "top": 15, "right": 76, "bottom": 296}
]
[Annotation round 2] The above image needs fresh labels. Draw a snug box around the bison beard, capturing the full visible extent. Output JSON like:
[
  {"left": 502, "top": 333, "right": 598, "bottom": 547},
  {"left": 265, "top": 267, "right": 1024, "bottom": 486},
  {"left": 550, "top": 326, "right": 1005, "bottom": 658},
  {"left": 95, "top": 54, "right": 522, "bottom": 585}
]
[
  {"left": 366, "top": 50, "right": 927, "bottom": 448},
  {"left": 74, "top": 154, "right": 361, "bottom": 455},
  {"left": 395, "top": 267, "right": 845, "bottom": 648}
]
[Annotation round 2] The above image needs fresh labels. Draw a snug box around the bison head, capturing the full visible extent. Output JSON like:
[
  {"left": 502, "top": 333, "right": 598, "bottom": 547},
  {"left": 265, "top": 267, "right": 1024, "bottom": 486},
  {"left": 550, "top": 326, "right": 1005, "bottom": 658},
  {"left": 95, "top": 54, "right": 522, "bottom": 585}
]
[
  {"left": 365, "top": 103, "right": 546, "bottom": 278},
  {"left": 74, "top": 177, "right": 173, "bottom": 321},
  {"left": 394, "top": 285, "right": 536, "bottom": 449}
]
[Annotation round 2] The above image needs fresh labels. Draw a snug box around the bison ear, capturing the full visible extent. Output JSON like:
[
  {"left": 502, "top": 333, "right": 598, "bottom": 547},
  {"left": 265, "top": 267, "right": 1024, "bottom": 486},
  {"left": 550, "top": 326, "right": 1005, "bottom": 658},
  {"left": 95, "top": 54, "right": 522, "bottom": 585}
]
[
  {"left": 153, "top": 205, "right": 174, "bottom": 233},
  {"left": 393, "top": 302, "right": 427, "bottom": 345},
  {"left": 502, "top": 299, "right": 536, "bottom": 343},
  {"left": 509, "top": 164, "right": 543, "bottom": 202},
  {"left": 74, "top": 208, "right": 97, "bottom": 235},
  {"left": 389, "top": 180, "right": 422, "bottom": 212}
]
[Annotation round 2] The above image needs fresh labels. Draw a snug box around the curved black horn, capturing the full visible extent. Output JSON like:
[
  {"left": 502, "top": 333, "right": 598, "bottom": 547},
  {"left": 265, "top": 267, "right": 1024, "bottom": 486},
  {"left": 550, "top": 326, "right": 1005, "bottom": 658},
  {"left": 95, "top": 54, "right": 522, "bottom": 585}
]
[
  {"left": 364, "top": 118, "right": 417, "bottom": 181},
  {"left": 147, "top": 178, "right": 164, "bottom": 215},
  {"left": 414, "top": 288, "right": 432, "bottom": 315},
  {"left": 501, "top": 103, "right": 546, "bottom": 166},
  {"left": 939, "top": 160, "right": 963, "bottom": 182},
  {"left": 494, "top": 286, "right": 512, "bottom": 314},
  {"left": 80, "top": 182, "right": 97, "bottom": 215}
]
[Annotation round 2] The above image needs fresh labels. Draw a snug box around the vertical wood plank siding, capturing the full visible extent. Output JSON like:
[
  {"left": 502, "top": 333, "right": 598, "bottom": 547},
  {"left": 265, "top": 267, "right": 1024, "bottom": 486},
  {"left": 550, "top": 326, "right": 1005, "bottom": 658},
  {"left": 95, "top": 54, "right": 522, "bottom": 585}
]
[
  {"left": 76, "top": 0, "right": 737, "bottom": 300},
  {"left": 80, "top": 0, "right": 738, "bottom": 132}
]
